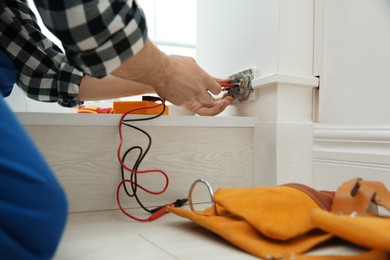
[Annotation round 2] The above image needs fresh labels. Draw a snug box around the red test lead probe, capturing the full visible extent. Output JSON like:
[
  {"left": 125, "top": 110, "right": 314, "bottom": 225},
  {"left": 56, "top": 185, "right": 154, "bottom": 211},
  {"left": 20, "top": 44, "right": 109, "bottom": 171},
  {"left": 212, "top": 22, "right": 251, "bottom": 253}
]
[
  {"left": 148, "top": 198, "right": 188, "bottom": 221},
  {"left": 219, "top": 82, "right": 238, "bottom": 88},
  {"left": 148, "top": 199, "right": 188, "bottom": 221}
]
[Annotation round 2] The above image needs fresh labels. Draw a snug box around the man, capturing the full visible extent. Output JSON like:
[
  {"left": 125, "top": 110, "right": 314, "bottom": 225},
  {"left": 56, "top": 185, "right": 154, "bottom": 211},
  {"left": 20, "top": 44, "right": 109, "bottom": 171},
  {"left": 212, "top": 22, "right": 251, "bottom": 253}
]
[
  {"left": 0, "top": 0, "right": 232, "bottom": 258},
  {"left": 32, "top": 0, "right": 232, "bottom": 115},
  {"left": 1, "top": 0, "right": 231, "bottom": 114}
]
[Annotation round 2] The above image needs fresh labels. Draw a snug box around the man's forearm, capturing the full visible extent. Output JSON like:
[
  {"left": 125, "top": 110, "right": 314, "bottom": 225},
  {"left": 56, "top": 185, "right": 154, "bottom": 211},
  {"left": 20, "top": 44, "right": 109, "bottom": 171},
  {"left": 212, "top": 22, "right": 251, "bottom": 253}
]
[
  {"left": 110, "top": 39, "right": 167, "bottom": 87},
  {"left": 78, "top": 74, "right": 154, "bottom": 101},
  {"left": 109, "top": 39, "right": 222, "bottom": 106}
]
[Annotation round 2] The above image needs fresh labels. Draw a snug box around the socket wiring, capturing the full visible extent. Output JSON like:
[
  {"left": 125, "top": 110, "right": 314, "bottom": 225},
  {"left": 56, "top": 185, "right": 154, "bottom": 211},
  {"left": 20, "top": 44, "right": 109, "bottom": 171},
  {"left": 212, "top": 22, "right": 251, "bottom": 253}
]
[{"left": 223, "top": 69, "right": 255, "bottom": 104}]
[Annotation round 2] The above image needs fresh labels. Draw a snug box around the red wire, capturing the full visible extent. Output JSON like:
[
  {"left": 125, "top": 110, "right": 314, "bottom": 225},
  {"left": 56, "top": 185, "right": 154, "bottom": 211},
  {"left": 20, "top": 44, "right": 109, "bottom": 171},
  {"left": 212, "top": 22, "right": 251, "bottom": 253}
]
[
  {"left": 219, "top": 82, "right": 236, "bottom": 88},
  {"left": 116, "top": 180, "right": 150, "bottom": 222},
  {"left": 116, "top": 100, "right": 169, "bottom": 221}
]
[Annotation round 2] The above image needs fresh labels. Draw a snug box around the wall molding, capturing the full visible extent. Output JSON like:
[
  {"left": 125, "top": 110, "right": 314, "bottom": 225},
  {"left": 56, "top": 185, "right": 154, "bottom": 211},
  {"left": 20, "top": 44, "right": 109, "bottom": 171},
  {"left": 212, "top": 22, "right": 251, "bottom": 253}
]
[
  {"left": 314, "top": 124, "right": 390, "bottom": 167},
  {"left": 313, "top": 123, "right": 390, "bottom": 190},
  {"left": 251, "top": 74, "right": 319, "bottom": 186},
  {"left": 313, "top": 124, "right": 390, "bottom": 170},
  {"left": 252, "top": 73, "right": 319, "bottom": 89},
  {"left": 313, "top": 124, "right": 390, "bottom": 189}
]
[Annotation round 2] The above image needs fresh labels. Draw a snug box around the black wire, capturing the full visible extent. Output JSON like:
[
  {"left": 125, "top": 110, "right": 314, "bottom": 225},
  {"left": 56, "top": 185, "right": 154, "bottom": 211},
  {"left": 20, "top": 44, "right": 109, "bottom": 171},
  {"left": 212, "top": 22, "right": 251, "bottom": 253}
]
[
  {"left": 120, "top": 97, "right": 166, "bottom": 213},
  {"left": 120, "top": 146, "right": 142, "bottom": 197},
  {"left": 120, "top": 127, "right": 152, "bottom": 213}
]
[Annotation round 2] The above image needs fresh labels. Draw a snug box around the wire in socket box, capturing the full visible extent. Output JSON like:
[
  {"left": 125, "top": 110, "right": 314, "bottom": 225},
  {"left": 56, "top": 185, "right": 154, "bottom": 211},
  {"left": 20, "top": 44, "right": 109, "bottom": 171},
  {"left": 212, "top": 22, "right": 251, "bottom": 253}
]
[{"left": 224, "top": 68, "right": 257, "bottom": 105}]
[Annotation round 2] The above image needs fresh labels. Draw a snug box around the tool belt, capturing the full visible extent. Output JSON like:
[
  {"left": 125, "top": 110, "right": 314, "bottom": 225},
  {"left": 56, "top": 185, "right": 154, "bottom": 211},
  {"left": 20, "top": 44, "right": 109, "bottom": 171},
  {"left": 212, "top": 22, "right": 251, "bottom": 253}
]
[{"left": 168, "top": 178, "right": 390, "bottom": 259}]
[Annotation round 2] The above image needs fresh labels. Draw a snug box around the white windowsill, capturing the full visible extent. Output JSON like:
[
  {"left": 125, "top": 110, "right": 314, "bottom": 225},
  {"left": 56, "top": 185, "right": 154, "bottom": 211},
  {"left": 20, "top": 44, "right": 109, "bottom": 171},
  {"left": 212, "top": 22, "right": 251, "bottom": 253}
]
[{"left": 16, "top": 112, "right": 258, "bottom": 127}]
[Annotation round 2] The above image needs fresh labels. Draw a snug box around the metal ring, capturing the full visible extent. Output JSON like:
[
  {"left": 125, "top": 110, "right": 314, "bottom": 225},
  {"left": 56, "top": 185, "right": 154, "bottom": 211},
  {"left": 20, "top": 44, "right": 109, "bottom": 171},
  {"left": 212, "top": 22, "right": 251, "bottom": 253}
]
[{"left": 188, "top": 178, "right": 217, "bottom": 215}]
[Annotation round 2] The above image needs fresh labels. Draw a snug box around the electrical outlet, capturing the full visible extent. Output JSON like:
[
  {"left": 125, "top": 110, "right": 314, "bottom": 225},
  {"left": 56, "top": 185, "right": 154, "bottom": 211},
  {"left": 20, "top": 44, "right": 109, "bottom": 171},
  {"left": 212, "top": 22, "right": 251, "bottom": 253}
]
[{"left": 226, "top": 68, "right": 257, "bottom": 105}]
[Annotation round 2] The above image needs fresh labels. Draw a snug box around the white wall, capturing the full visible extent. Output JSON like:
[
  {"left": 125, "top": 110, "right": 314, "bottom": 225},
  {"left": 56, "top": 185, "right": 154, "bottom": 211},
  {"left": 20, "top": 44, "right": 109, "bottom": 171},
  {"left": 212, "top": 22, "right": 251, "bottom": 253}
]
[
  {"left": 197, "top": 0, "right": 390, "bottom": 189},
  {"left": 197, "top": 0, "right": 316, "bottom": 81},
  {"left": 197, "top": 0, "right": 279, "bottom": 79},
  {"left": 197, "top": 0, "right": 317, "bottom": 119},
  {"left": 197, "top": 0, "right": 318, "bottom": 186},
  {"left": 319, "top": 0, "right": 390, "bottom": 125},
  {"left": 314, "top": 0, "right": 390, "bottom": 190}
]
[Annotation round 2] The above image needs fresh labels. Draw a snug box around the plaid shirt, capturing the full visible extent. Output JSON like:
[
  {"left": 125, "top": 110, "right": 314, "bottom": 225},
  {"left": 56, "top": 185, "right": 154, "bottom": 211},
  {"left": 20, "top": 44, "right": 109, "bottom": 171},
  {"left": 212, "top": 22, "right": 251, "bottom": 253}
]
[
  {"left": 0, "top": 0, "right": 83, "bottom": 107},
  {"left": 0, "top": 0, "right": 147, "bottom": 107},
  {"left": 33, "top": 0, "right": 148, "bottom": 78}
]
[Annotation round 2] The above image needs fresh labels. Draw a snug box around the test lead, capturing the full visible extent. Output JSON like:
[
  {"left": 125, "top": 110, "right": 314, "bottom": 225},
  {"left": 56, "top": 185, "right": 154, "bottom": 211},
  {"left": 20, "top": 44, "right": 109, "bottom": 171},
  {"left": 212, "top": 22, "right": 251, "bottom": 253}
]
[
  {"left": 150, "top": 198, "right": 188, "bottom": 214},
  {"left": 219, "top": 82, "right": 239, "bottom": 88}
]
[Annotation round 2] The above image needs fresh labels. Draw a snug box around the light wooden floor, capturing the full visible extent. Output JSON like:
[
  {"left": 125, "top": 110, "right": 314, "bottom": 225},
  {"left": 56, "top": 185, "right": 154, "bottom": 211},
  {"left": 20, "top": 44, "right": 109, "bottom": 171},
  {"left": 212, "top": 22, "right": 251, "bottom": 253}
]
[
  {"left": 53, "top": 208, "right": 258, "bottom": 260},
  {"left": 54, "top": 208, "right": 366, "bottom": 260}
]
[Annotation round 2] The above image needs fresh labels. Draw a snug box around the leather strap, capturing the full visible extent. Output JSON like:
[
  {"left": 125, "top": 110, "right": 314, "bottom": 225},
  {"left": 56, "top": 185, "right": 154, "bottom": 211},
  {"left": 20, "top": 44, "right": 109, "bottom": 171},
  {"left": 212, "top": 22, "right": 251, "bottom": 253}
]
[
  {"left": 284, "top": 183, "right": 335, "bottom": 211},
  {"left": 360, "top": 180, "right": 390, "bottom": 210},
  {"left": 331, "top": 178, "right": 390, "bottom": 216}
]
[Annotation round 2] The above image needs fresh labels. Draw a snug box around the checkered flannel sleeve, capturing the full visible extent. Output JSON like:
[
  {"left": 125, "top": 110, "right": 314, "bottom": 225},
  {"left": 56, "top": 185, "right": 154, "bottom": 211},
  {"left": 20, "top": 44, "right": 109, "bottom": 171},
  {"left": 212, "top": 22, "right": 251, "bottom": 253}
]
[
  {"left": 34, "top": 0, "right": 148, "bottom": 78},
  {"left": 0, "top": 0, "right": 83, "bottom": 107}
]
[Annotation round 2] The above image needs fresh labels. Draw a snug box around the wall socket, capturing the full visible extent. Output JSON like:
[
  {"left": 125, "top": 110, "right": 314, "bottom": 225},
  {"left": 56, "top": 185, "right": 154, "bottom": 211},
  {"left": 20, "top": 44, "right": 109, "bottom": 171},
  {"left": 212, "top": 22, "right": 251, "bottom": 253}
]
[{"left": 226, "top": 68, "right": 257, "bottom": 105}]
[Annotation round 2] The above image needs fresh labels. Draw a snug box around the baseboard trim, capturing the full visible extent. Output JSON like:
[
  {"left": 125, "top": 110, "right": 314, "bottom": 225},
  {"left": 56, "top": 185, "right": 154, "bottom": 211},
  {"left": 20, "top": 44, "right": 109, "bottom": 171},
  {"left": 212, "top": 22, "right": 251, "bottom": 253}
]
[
  {"left": 313, "top": 124, "right": 390, "bottom": 189},
  {"left": 313, "top": 124, "right": 390, "bottom": 167}
]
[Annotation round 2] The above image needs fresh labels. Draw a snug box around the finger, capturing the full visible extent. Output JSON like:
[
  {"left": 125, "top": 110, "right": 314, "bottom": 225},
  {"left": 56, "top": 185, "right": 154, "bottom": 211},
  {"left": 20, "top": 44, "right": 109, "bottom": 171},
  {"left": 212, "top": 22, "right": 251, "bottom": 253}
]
[
  {"left": 196, "top": 97, "right": 233, "bottom": 116},
  {"left": 198, "top": 91, "right": 216, "bottom": 106},
  {"left": 221, "top": 91, "right": 229, "bottom": 99},
  {"left": 213, "top": 77, "right": 231, "bottom": 83},
  {"left": 213, "top": 93, "right": 234, "bottom": 104},
  {"left": 206, "top": 79, "right": 222, "bottom": 96},
  {"left": 197, "top": 102, "right": 227, "bottom": 116},
  {"left": 201, "top": 93, "right": 233, "bottom": 111},
  {"left": 222, "top": 95, "right": 234, "bottom": 105}
]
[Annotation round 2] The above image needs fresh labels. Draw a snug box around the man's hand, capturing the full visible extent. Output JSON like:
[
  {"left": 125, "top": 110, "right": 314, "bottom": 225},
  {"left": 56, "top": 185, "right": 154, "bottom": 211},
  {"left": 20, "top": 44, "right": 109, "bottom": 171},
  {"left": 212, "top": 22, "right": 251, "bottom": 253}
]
[
  {"left": 112, "top": 39, "right": 232, "bottom": 115},
  {"left": 154, "top": 55, "right": 222, "bottom": 106},
  {"left": 183, "top": 93, "right": 233, "bottom": 116}
]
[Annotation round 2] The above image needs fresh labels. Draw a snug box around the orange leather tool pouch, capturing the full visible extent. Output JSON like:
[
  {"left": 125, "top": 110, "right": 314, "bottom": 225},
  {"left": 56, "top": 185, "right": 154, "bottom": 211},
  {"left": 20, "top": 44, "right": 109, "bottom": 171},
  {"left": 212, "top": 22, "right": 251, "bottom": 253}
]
[
  {"left": 168, "top": 179, "right": 390, "bottom": 259},
  {"left": 312, "top": 178, "right": 390, "bottom": 252}
]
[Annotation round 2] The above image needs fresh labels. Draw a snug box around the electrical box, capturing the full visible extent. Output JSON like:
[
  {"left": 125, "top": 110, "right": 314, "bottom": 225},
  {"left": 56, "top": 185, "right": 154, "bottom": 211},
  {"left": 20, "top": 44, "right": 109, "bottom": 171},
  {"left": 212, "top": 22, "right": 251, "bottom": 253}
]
[{"left": 226, "top": 68, "right": 257, "bottom": 104}]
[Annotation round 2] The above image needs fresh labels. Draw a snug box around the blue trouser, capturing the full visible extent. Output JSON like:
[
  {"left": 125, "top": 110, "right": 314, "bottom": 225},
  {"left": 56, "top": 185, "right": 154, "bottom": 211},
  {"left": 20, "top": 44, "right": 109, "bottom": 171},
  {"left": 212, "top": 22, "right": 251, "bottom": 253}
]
[
  {"left": 1, "top": 50, "right": 68, "bottom": 259},
  {"left": 0, "top": 96, "right": 68, "bottom": 259}
]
